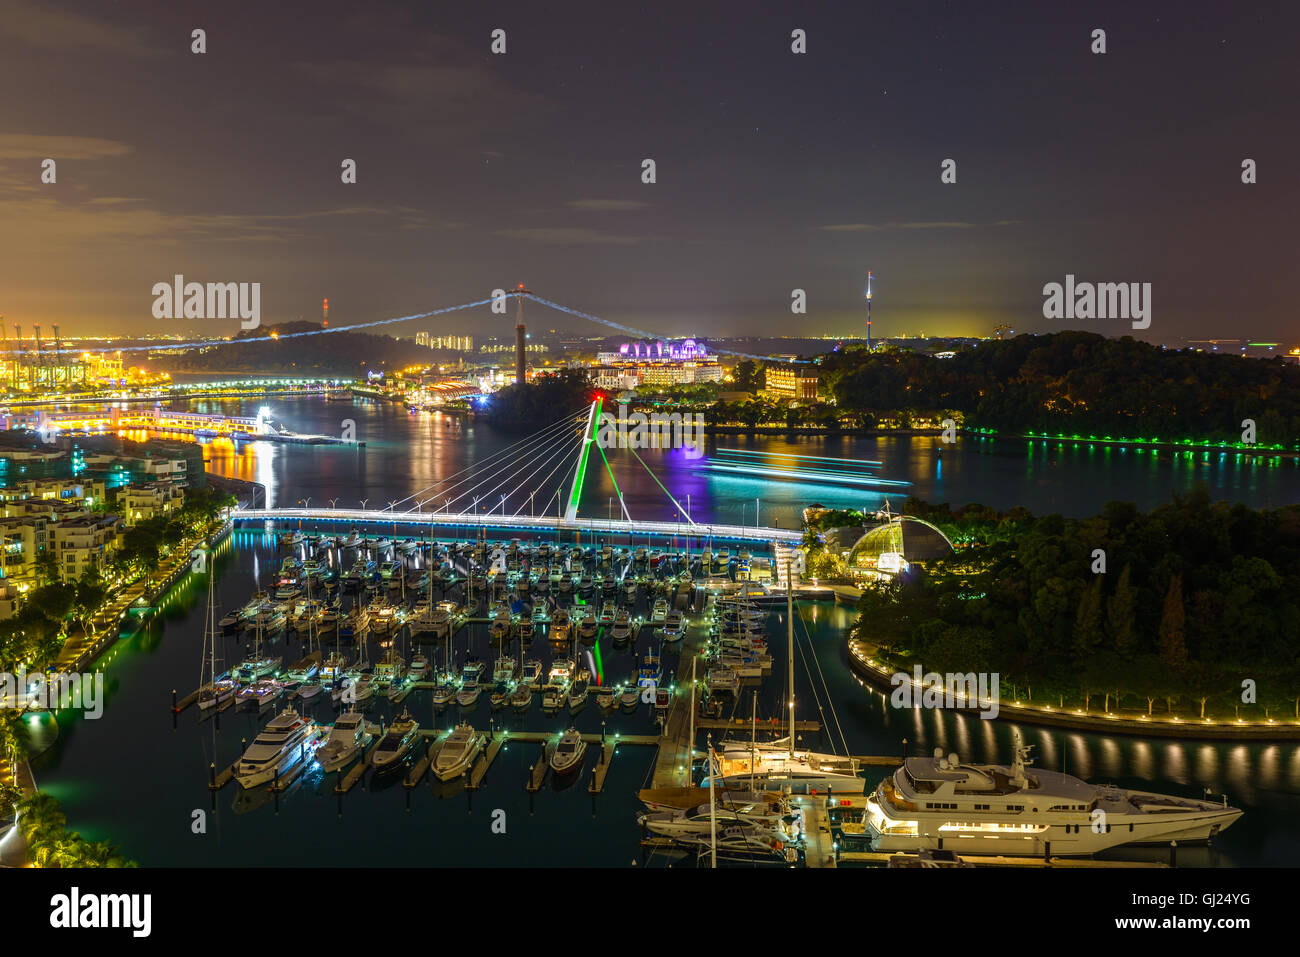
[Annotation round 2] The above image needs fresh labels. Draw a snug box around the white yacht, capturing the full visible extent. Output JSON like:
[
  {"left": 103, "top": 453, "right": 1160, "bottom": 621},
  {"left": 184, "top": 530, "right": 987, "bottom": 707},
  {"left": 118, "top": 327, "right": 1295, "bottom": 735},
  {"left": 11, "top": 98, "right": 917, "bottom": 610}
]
[
  {"left": 707, "top": 738, "right": 864, "bottom": 795},
  {"left": 549, "top": 728, "right": 587, "bottom": 775},
  {"left": 234, "top": 707, "right": 321, "bottom": 788},
  {"left": 316, "top": 711, "right": 372, "bottom": 772},
  {"left": 369, "top": 709, "right": 420, "bottom": 773},
  {"left": 434, "top": 723, "right": 485, "bottom": 781},
  {"left": 861, "top": 739, "right": 1243, "bottom": 857}
]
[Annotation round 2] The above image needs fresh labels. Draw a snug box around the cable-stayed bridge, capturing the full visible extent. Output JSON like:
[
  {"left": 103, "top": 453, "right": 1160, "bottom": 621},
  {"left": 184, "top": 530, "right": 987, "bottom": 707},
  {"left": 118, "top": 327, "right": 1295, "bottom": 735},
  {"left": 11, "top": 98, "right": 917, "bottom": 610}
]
[{"left": 233, "top": 401, "right": 802, "bottom": 545}]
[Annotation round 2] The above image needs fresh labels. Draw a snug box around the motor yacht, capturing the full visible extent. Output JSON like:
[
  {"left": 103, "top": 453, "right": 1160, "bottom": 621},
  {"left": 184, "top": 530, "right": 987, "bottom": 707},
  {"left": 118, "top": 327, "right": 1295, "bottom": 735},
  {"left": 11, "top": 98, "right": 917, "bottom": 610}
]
[
  {"left": 369, "top": 709, "right": 420, "bottom": 773},
  {"left": 434, "top": 723, "right": 485, "bottom": 781},
  {"left": 234, "top": 707, "right": 320, "bottom": 788},
  {"left": 549, "top": 728, "right": 587, "bottom": 775},
  {"left": 566, "top": 669, "right": 590, "bottom": 712},
  {"left": 859, "top": 738, "right": 1243, "bottom": 857},
  {"left": 316, "top": 711, "right": 372, "bottom": 772},
  {"left": 456, "top": 657, "right": 483, "bottom": 707}
]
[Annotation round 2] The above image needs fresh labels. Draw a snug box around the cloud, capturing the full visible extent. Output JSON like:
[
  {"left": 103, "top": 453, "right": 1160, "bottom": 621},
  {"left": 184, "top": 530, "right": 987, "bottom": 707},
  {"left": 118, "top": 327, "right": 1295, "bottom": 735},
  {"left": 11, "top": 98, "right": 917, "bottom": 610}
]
[
  {"left": 497, "top": 227, "right": 642, "bottom": 245},
  {"left": 567, "top": 199, "right": 651, "bottom": 212},
  {"left": 0, "top": 134, "right": 133, "bottom": 161},
  {"left": 0, "top": 1, "right": 159, "bottom": 56},
  {"left": 819, "top": 220, "right": 1020, "bottom": 232}
]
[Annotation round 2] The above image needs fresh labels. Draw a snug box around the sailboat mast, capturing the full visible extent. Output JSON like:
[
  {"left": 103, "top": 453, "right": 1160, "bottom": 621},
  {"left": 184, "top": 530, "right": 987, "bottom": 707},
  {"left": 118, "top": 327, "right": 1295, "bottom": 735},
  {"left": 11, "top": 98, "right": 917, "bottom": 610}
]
[
  {"left": 688, "top": 654, "right": 696, "bottom": 772},
  {"left": 787, "top": 555, "right": 794, "bottom": 758},
  {"left": 707, "top": 732, "right": 717, "bottom": 869}
]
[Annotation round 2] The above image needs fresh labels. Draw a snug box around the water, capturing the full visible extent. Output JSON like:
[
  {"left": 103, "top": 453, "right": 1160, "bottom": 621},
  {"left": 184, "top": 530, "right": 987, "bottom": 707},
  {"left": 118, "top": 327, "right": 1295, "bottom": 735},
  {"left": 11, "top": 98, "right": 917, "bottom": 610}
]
[{"left": 29, "top": 394, "right": 1300, "bottom": 866}]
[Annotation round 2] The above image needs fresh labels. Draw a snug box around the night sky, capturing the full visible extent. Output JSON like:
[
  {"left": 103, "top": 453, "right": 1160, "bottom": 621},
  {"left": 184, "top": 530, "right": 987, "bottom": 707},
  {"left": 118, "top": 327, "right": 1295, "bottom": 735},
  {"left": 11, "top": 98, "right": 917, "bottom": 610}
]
[{"left": 1, "top": 0, "right": 1295, "bottom": 342}]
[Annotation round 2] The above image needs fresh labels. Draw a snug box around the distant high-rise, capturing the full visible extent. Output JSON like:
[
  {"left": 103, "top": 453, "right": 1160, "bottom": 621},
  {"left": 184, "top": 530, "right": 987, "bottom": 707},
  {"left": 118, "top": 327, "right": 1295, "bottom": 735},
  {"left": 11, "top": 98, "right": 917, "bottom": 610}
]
[
  {"left": 514, "top": 284, "right": 530, "bottom": 386},
  {"left": 865, "top": 271, "right": 873, "bottom": 350}
]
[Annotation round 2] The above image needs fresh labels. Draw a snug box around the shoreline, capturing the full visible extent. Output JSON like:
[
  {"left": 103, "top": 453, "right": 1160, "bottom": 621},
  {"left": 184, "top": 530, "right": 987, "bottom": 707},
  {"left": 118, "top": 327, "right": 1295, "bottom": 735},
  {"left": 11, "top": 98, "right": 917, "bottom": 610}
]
[{"left": 846, "top": 638, "right": 1300, "bottom": 741}]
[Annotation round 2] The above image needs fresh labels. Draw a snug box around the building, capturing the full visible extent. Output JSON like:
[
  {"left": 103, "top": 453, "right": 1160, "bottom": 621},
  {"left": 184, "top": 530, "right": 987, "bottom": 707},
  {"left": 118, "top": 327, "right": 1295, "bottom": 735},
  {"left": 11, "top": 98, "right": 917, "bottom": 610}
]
[
  {"left": 51, "top": 516, "right": 121, "bottom": 582},
  {"left": 117, "top": 482, "right": 183, "bottom": 526},
  {"left": 763, "top": 364, "right": 820, "bottom": 401},
  {"left": 0, "top": 515, "right": 50, "bottom": 584},
  {"left": 0, "top": 477, "right": 107, "bottom": 507},
  {"left": 590, "top": 338, "right": 722, "bottom": 389}
]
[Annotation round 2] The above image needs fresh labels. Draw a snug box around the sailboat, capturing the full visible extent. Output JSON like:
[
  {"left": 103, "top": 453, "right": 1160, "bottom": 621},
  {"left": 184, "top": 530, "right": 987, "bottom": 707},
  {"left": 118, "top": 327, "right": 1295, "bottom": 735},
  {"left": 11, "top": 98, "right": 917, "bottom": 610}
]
[
  {"left": 197, "top": 569, "right": 237, "bottom": 711},
  {"left": 703, "top": 578, "right": 864, "bottom": 795}
]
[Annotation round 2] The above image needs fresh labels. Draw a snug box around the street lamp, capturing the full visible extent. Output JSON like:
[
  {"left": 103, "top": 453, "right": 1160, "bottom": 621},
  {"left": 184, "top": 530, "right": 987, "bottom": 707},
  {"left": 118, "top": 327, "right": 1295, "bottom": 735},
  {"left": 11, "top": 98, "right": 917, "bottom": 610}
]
[{"left": 328, "top": 498, "right": 339, "bottom": 509}]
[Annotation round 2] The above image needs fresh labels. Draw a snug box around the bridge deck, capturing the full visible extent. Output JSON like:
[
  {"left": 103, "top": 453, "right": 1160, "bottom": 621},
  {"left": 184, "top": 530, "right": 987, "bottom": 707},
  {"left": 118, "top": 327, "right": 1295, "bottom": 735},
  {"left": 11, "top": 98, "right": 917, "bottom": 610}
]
[{"left": 233, "top": 507, "right": 802, "bottom": 544}]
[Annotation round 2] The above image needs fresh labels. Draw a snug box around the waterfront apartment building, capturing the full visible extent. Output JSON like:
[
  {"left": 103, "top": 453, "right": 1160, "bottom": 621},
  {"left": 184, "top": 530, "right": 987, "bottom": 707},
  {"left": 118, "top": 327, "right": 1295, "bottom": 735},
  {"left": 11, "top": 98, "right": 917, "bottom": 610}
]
[
  {"left": 52, "top": 516, "right": 121, "bottom": 583},
  {"left": 118, "top": 482, "right": 183, "bottom": 526},
  {"left": 0, "top": 477, "right": 107, "bottom": 507},
  {"left": 0, "top": 515, "right": 49, "bottom": 584},
  {"left": 763, "top": 364, "right": 820, "bottom": 402}
]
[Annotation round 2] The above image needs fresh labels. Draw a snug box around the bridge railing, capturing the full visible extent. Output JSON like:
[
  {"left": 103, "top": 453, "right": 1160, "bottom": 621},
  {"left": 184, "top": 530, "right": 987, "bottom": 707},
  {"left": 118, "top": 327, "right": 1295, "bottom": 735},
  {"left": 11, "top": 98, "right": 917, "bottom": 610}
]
[{"left": 231, "top": 507, "right": 801, "bottom": 543}]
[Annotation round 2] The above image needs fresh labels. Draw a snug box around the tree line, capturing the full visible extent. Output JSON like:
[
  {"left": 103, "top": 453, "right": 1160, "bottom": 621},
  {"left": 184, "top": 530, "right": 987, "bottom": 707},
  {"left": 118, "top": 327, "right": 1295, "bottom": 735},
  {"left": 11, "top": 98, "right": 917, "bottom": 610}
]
[{"left": 852, "top": 488, "right": 1300, "bottom": 720}]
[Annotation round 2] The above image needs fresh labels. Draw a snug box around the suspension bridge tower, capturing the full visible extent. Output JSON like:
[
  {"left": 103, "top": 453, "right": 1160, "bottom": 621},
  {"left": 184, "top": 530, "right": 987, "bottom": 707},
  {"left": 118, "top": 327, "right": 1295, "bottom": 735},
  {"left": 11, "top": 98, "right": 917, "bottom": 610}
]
[{"left": 514, "top": 284, "right": 530, "bottom": 386}]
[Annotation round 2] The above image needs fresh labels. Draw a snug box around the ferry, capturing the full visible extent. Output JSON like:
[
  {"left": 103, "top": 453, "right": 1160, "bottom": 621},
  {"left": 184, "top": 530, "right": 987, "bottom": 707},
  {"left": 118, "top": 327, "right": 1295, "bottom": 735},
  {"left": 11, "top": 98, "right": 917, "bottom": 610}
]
[{"left": 860, "top": 738, "right": 1243, "bottom": 857}]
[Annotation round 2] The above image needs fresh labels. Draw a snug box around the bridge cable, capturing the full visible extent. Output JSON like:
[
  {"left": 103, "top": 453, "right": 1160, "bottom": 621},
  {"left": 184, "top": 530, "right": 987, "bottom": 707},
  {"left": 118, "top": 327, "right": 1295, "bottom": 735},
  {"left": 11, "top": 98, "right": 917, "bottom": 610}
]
[{"left": 442, "top": 419, "right": 583, "bottom": 515}]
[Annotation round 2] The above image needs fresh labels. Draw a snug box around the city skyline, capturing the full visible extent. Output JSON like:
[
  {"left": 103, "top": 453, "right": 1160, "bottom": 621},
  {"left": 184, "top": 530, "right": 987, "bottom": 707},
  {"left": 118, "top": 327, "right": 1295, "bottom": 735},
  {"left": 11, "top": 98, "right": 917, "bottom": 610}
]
[{"left": 1, "top": 1, "right": 1295, "bottom": 342}]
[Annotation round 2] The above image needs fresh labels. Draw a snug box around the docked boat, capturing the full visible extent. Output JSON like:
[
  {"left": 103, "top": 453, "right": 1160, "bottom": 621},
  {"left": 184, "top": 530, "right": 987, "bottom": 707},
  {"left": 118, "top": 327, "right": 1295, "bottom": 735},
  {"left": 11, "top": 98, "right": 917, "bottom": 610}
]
[
  {"left": 595, "top": 687, "right": 616, "bottom": 710},
  {"left": 618, "top": 684, "right": 640, "bottom": 711},
  {"left": 338, "top": 606, "right": 371, "bottom": 641},
  {"left": 434, "top": 723, "right": 485, "bottom": 781},
  {"left": 521, "top": 659, "right": 543, "bottom": 690},
  {"left": 549, "top": 728, "right": 587, "bottom": 775},
  {"left": 279, "top": 531, "right": 306, "bottom": 548},
  {"left": 196, "top": 572, "right": 238, "bottom": 711},
  {"left": 233, "top": 707, "right": 321, "bottom": 788},
  {"left": 670, "top": 826, "right": 797, "bottom": 864},
  {"left": 409, "top": 604, "right": 452, "bottom": 640},
  {"left": 566, "top": 669, "right": 590, "bottom": 712},
  {"left": 319, "top": 651, "right": 349, "bottom": 681},
  {"left": 492, "top": 653, "right": 517, "bottom": 683},
  {"left": 651, "top": 598, "right": 668, "bottom": 624},
  {"left": 369, "top": 709, "right": 420, "bottom": 773},
  {"left": 860, "top": 737, "right": 1244, "bottom": 857},
  {"left": 408, "top": 653, "right": 430, "bottom": 679},
  {"left": 316, "top": 711, "right": 372, "bottom": 772},
  {"left": 575, "top": 609, "right": 598, "bottom": 642},
  {"left": 541, "top": 658, "right": 574, "bottom": 711},
  {"left": 509, "top": 682, "right": 533, "bottom": 711},
  {"left": 610, "top": 609, "right": 631, "bottom": 643},
  {"left": 637, "top": 650, "right": 663, "bottom": 690},
  {"left": 374, "top": 648, "right": 406, "bottom": 687},
  {"left": 236, "top": 679, "right": 283, "bottom": 710},
  {"left": 456, "top": 657, "right": 484, "bottom": 707},
  {"left": 489, "top": 604, "right": 512, "bottom": 639},
  {"left": 284, "top": 650, "right": 322, "bottom": 684},
  {"left": 549, "top": 607, "right": 571, "bottom": 643}
]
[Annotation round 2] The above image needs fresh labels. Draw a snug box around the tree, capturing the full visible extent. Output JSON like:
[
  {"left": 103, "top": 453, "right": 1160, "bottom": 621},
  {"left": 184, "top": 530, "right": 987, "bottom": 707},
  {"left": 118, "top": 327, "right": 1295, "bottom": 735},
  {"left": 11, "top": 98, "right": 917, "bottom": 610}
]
[
  {"left": 1106, "top": 564, "right": 1137, "bottom": 656},
  {"left": 1070, "top": 577, "right": 1104, "bottom": 665},
  {"left": 1157, "top": 573, "right": 1188, "bottom": 673}
]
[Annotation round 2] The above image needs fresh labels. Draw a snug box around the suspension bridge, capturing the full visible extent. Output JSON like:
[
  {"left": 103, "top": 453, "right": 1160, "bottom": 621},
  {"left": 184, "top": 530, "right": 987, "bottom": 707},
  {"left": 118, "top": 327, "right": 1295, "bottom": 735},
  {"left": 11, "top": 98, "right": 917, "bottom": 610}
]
[{"left": 233, "top": 401, "right": 802, "bottom": 546}]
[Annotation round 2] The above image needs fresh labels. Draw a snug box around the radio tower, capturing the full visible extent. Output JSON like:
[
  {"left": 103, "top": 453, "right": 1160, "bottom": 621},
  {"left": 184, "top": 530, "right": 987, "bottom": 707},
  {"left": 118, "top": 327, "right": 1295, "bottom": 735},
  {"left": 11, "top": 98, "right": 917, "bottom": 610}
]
[
  {"left": 514, "top": 284, "right": 530, "bottom": 387},
  {"left": 865, "top": 271, "right": 873, "bottom": 351},
  {"left": 322, "top": 298, "right": 329, "bottom": 327}
]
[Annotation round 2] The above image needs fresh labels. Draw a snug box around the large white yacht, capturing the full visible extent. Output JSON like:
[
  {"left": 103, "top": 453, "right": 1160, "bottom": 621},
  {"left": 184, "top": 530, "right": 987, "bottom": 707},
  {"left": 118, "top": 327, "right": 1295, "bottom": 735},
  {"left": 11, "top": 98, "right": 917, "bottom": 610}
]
[
  {"left": 861, "top": 738, "right": 1243, "bottom": 857},
  {"left": 233, "top": 707, "right": 321, "bottom": 788}
]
